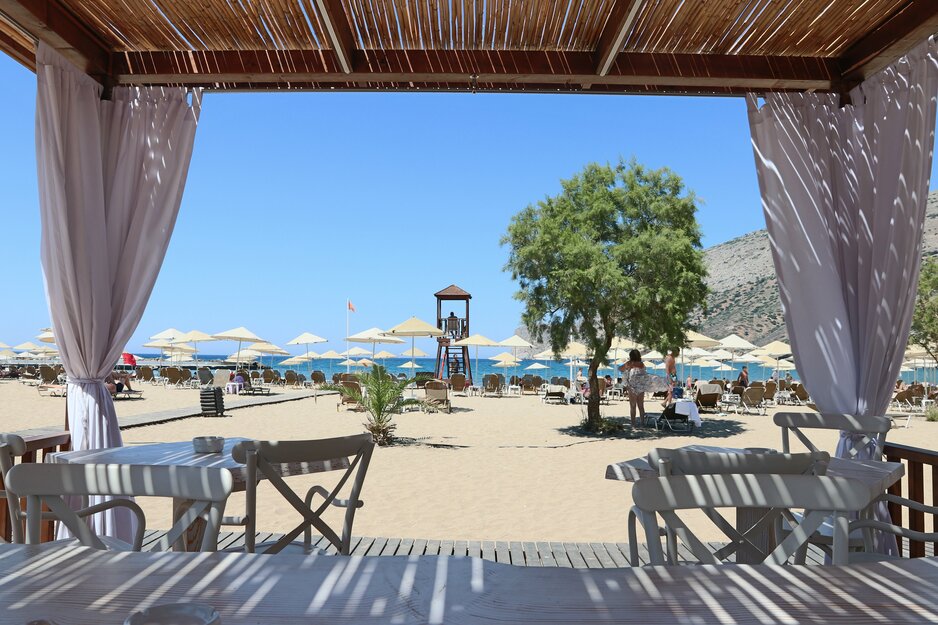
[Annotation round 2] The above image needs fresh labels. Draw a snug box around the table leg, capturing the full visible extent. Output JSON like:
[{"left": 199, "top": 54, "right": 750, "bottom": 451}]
[{"left": 172, "top": 497, "right": 207, "bottom": 552}]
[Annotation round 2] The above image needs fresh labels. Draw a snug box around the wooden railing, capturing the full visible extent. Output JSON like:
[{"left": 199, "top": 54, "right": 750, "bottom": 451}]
[
  {"left": 883, "top": 441, "right": 938, "bottom": 558},
  {"left": 0, "top": 431, "right": 71, "bottom": 542}
]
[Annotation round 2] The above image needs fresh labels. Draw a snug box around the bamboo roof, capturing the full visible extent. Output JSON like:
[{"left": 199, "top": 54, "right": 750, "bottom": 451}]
[{"left": 0, "top": 0, "right": 935, "bottom": 95}]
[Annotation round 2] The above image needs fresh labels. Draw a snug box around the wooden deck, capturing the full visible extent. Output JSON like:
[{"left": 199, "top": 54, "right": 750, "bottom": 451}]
[{"left": 140, "top": 530, "right": 857, "bottom": 567}]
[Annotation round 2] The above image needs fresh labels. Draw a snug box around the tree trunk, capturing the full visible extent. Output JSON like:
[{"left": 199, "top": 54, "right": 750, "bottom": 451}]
[{"left": 586, "top": 362, "right": 602, "bottom": 430}]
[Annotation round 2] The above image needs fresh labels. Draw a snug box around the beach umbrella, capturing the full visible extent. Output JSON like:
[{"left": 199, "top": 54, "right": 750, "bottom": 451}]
[
  {"left": 358, "top": 358, "right": 375, "bottom": 368},
  {"left": 642, "top": 350, "right": 664, "bottom": 360},
  {"left": 499, "top": 335, "right": 533, "bottom": 382},
  {"left": 150, "top": 328, "right": 183, "bottom": 341},
  {"left": 142, "top": 339, "right": 174, "bottom": 366},
  {"left": 337, "top": 358, "right": 360, "bottom": 367},
  {"left": 709, "top": 349, "right": 733, "bottom": 360},
  {"left": 373, "top": 350, "right": 396, "bottom": 360},
  {"left": 14, "top": 342, "right": 41, "bottom": 352},
  {"left": 341, "top": 346, "right": 372, "bottom": 357},
  {"left": 760, "top": 340, "right": 793, "bottom": 380},
  {"left": 490, "top": 351, "right": 518, "bottom": 362},
  {"left": 213, "top": 327, "right": 264, "bottom": 370},
  {"left": 454, "top": 334, "right": 500, "bottom": 384},
  {"left": 714, "top": 363, "right": 736, "bottom": 372},
  {"left": 347, "top": 327, "right": 405, "bottom": 358},
  {"left": 492, "top": 360, "right": 516, "bottom": 368},
  {"left": 316, "top": 349, "right": 345, "bottom": 376},
  {"left": 719, "top": 334, "right": 757, "bottom": 352},
  {"left": 532, "top": 348, "right": 555, "bottom": 360},
  {"left": 399, "top": 360, "right": 421, "bottom": 370},
  {"left": 0, "top": 342, "right": 8, "bottom": 349},
  {"left": 610, "top": 337, "right": 643, "bottom": 361},
  {"left": 0, "top": 349, "right": 15, "bottom": 361},
  {"left": 249, "top": 342, "right": 290, "bottom": 369},
  {"left": 287, "top": 332, "right": 328, "bottom": 375},
  {"left": 651, "top": 361, "right": 668, "bottom": 370},
  {"left": 172, "top": 330, "right": 217, "bottom": 367},
  {"left": 278, "top": 355, "right": 306, "bottom": 366},
  {"left": 525, "top": 363, "right": 549, "bottom": 370},
  {"left": 686, "top": 331, "right": 720, "bottom": 348},
  {"left": 388, "top": 316, "right": 443, "bottom": 377},
  {"left": 37, "top": 331, "right": 55, "bottom": 344},
  {"left": 400, "top": 347, "right": 428, "bottom": 358},
  {"left": 15, "top": 352, "right": 37, "bottom": 360}
]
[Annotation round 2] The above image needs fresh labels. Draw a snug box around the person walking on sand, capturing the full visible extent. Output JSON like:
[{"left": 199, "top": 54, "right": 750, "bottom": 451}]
[{"left": 619, "top": 349, "right": 648, "bottom": 428}]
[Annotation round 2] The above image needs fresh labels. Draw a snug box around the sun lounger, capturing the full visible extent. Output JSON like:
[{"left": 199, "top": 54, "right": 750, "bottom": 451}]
[
  {"left": 695, "top": 383, "right": 722, "bottom": 412},
  {"left": 37, "top": 384, "right": 66, "bottom": 397},
  {"left": 542, "top": 384, "right": 567, "bottom": 404},
  {"left": 741, "top": 387, "right": 766, "bottom": 415},
  {"left": 450, "top": 373, "right": 467, "bottom": 396},
  {"left": 238, "top": 371, "right": 270, "bottom": 395},
  {"left": 111, "top": 388, "right": 144, "bottom": 400},
  {"left": 424, "top": 381, "right": 452, "bottom": 413}
]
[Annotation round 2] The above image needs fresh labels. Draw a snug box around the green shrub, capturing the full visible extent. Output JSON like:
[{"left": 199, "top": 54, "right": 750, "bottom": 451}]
[{"left": 926, "top": 406, "right": 938, "bottom": 422}]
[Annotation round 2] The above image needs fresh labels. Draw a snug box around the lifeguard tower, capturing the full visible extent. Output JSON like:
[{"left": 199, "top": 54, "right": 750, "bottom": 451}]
[{"left": 433, "top": 285, "right": 472, "bottom": 383}]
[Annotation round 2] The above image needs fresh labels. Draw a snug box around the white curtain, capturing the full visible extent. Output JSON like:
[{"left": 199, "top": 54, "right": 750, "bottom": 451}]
[
  {"left": 36, "top": 43, "right": 200, "bottom": 540},
  {"left": 748, "top": 38, "right": 938, "bottom": 419}
]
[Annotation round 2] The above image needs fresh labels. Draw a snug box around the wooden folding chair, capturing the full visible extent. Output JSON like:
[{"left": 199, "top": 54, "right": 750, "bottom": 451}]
[
  {"left": 773, "top": 411, "right": 890, "bottom": 459},
  {"left": 230, "top": 433, "right": 374, "bottom": 555}
]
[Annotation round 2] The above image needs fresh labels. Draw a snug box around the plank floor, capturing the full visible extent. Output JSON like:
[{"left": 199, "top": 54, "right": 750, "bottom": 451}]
[{"left": 140, "top": 530, "right": 938, "bottom": 566}]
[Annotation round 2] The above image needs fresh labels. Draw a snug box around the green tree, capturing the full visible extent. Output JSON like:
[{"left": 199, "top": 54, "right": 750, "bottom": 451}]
[
  {"left": 502, "top": 160, "right": 708, "bottom": 431},
  {"left": 910, "top": 257, "right": 938, "bottom": 365}
]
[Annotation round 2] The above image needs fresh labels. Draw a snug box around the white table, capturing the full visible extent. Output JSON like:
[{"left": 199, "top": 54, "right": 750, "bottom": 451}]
[
  {"left": 48, "top": 439, "right": 349, "bottom": 550},
  {"left": 606, "top": 445, "right": 905, "bottom": 564},
  {"left": 3, "top": 544, "right": 938, "bottom": 624}
]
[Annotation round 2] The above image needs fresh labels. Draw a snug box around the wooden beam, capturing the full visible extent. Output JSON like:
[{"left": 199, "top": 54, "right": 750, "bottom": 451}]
[
  {"left": 839, "top": 0, "right": 938, "bottom": 84},
  {"left": 0, "top": 14, "right": 34, "bottom": 70},
  {"left": 314, "top": 0, "right": 354, "bottom": 74},
  {"left": 112, "top": 49, "right": 838, "bottom": 92},
  {"left": 594, "top": 0, "right": 642, "bottom": 76},
  {"left": 0, "top": 0, "right": 109, "bottom": 81}
]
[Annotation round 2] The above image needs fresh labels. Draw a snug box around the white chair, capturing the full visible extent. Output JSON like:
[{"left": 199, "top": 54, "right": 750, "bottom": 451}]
[
  {"left": 628, "top": 448, "right": 830, "bottom": 565},
  {"left": 6, "top": 463, "right": 233, "bottom": 552},
  {"left": 774, "top": 411, "right": 891, "bottom": 459},
  {"left": 0, "top": 434, "right": 27, "bottom": 543},
  {"left": 632, "top": 473, "right": 871, "bottom": 566},
  {"left": 227, "top": 433, "right": 374, "bottom": 555}
]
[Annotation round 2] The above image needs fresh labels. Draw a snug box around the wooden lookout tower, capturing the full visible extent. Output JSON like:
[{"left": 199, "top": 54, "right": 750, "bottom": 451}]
[{"left": 434, "top": 285, "right": 472, "bottom": 383}]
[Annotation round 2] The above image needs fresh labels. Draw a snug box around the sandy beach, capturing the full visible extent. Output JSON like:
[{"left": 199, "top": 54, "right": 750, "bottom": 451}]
[{"left": 1, "top": 379, "right": 931, "bottom": 544}]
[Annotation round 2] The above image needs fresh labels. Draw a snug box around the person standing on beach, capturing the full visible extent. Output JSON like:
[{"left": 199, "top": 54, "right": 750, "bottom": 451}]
[
  {"left": 619, "top": 349, "right": 648, "bottom": 427},
  {"left": 736, "top": 366, "right": 750, "bottom": 388},
  {"left": 663, "top": 349, "right": 677, "bottom": 407}
]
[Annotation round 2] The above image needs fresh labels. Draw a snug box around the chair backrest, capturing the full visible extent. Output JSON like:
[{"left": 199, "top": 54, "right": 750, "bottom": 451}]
[
  {"left": 793, "top": 383, "right": 810, "bottom": 401},
  {"left": 749, "top": 381, "right": 764, "bottom": 388},
  {"left": 179, "top": 368, "right": 192, "bottom": 383},
  {"left": 312, "top": 371, "right": 326, "bottom": 384},
  {"left": 731, "top": 385, "right": 745, "bottom": 395},
  {"left": 262, "top": 369, "right": 275, "bottom": 383},
  {"left": 285, "top": 370, "right": 298, "bottom": 384},
  {"left": 212, "top": 369, "right": 230, "bottom": 387},
  {"left": 773, "top": 411, "right": 891, "bottom": 459},
  {"left": 483, "top": 374, "right": 499, "bottom": 392},
  {"left": 425, "top": 380, "right": 448, "bottom": 401},
  {"left": 533, "top": 375, "right": 543, "bottom": 387},
  {"left": 138, "top": 366, "right": 154, "bottom": 382},
  {"left": 632, "top": 473, "right": 871, "bottom": 565},
  {"left": 163, "top": 367, "right": 181, "bottom": 384},
  {"left": 741, "top": 387, "right": 764, "bottom": 405},
  {"left": 648, "top": 447, "right": 830, "bottom": 477},
  {"left": 232, "top": 434, "right": 374, "bottom": 555},
  {"left": 764, "top": 380, "right": 777, "bottom": 395},
  {"left": 0, "top": 434, "right": 27, "bottom": 543},
  {"left": 198, "top": 368, "right": 213, "bottom": 385},
  {"left": 6, "top": 463, "right": 232, "bottom": 552},
  {"left": 450, "top": 373, "right": 466, "bottom": 391},
  {"left": 697, "top": 383, "right": 722, "bottom": 396},
  {"left": 38, "top": 366, "right": 57, "bottom": 384}
]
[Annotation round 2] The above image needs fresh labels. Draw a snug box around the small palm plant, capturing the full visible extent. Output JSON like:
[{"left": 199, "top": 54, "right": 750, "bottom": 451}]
[{"left": 327, "top": 365, "right": 421, "bottom": 445}]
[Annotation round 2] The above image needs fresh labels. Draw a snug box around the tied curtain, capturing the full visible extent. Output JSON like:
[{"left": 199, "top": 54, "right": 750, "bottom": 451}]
[
  {"left": 748, "top": 38, "right": 938, "bottom": 421},
  {"left": 749, "top": 38, "right": 938, "bottom": 555},
  {"left": 36, "top": 43, "right": 200, "bottom": 540}
]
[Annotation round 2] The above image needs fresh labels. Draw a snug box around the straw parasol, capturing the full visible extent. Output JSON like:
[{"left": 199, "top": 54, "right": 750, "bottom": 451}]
[
  {"left": 525, "top": 362, "right": 549, "bottom": 370},
  {"left": 642, "top": 350, "right": 664, "bottom": 360},
  {"left": 0, "top": 342, "right": 8, "bottom": 349},
  {"left": 341, "top": 347, "right": 372, "bottom": 357},
  {"left": 36, "top": 331, "right": 55, "bottom": 344},
  {"left": 14, "top": 342, "right": 41, "bottom": 351},
  {"left": 0, "top": 348, "right": 15, "bottom": 360},
  {"left": 454, "top": 334, "right": 500, "bottom": 384},
  {"left": 760, "top": 340, "right": 793, "bottom": 379},
  {"left": 490, "top": 351, "right": 518, "bottom": 362},
  {"left": 387, "top": 316, "right": 443, "bottom": 376},
  {"left": 686, "top": 331, "right": 720, "bottom": 348},
  {"left": 172, "top": 330, "right": 217, "bottom": 367},
  {"left": 398, "top": 361, "right": 421, "bottom": 370},
  {"left": 532, "top": 348, "right": 555, "bottom": 360},
  {"left": 373, "top": 350, "right": 396, "bottom": 363}
]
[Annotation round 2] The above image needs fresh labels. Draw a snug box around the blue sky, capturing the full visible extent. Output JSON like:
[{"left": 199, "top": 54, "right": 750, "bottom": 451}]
[{"left": 1, "top": 52, "right": 936, "bottom": 357}]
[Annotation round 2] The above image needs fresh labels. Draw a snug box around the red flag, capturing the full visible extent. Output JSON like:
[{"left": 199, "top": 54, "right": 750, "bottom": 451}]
[{"left": 347, "top": 300, "right": 356, "bottom": 313}]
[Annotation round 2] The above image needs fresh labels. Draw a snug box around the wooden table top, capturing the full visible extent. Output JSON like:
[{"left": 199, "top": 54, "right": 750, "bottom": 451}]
[
  {"left": 48, "top": 438, "right": 350, "bottom": 490},
  {"left": 1, "top": 544, "right": 937, "bottom": 624},
  {"left": 606, "top": 444, "right": 905, "bottom": 494}
]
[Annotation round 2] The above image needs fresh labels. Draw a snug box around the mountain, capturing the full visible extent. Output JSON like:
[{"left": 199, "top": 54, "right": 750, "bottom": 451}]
[{"left": 695, "top": 190, "right": 938, "bottom": 343}]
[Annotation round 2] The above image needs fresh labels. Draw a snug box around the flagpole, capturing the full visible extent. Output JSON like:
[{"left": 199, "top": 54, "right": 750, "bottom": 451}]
[{"left": 346, "top": 299, "right": 350, "bottom": 374}]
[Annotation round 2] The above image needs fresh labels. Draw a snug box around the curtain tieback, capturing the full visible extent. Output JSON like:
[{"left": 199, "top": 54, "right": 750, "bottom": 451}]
[{"left": 69, "top": 378, "right": 106, "bottom": 385}]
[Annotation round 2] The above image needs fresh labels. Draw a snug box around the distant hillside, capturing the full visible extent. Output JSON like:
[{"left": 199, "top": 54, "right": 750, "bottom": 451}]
[
  {"left": 516, "top": 190, "right": 938, "bottom": 351},
  {"left": 695, "top": 190, "right": 938, "bottom": 343}
]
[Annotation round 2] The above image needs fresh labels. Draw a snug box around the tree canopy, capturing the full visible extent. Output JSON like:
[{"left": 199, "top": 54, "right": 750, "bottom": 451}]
[
  {"left": 502, "top": 159, "right": 708, "bottom": 430},
  {"left": 910, "top": 256, "right": 938, "bottom": 365}
]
